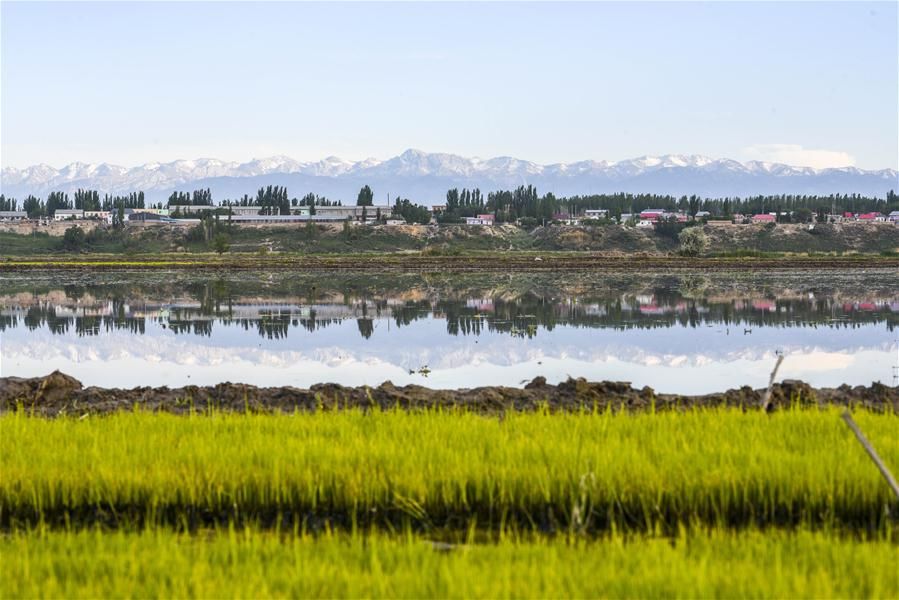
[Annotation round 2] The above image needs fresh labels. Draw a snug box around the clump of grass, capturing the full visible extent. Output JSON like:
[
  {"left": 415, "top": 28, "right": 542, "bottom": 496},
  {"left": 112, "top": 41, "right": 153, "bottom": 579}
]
[
  {"left": 1, "top": 408, "right": 896, "bottom": 531},
  {"left": 2, "top": 527, "right": 897, "bottom": 599}
]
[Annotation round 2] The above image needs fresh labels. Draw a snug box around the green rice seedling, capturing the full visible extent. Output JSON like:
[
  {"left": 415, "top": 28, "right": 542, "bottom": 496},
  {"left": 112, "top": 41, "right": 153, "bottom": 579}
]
[
  {"left": 1, "top": 408, "right": 896, "bottom": 531},
  {"left": 2, "top": 527, "right": 897, "bottom": 599}
]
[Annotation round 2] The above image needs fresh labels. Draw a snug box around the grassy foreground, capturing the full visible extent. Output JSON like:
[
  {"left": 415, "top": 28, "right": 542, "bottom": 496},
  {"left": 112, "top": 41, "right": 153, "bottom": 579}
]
[
  {"left": 2, "top": 527, "right": 896, "bottom": 599},
  {"left": 2, "top": 408, "right": 897, "bottom": 530}
]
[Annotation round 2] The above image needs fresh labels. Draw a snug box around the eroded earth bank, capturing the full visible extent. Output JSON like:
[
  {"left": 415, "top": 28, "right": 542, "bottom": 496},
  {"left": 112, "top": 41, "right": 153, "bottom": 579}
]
[{"left": 2, "top": 371, "right": 896, "bottom": 416}]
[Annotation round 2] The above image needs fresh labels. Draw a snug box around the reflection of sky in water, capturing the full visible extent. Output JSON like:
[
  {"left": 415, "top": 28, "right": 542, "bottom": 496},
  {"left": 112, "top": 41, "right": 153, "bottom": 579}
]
[{"left": 2, "top": 315, "right": 896, "bottom": 393}]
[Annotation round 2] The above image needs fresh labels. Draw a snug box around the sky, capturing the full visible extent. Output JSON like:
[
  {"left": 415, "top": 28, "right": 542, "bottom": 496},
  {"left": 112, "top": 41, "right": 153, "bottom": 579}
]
[{"left": 2, "top": 1, "right": 897, "bottom": 170}]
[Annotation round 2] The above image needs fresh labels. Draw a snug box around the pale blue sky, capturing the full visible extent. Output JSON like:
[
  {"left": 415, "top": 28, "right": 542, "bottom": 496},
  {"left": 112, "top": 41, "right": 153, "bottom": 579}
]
[{"left": 2, "top": 1, "right": 897, "bottom": 169}]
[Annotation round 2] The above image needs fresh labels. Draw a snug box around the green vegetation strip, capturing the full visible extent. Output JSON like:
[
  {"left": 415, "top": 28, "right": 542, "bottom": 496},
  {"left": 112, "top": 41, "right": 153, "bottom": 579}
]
[
  {"left": 2, "top": 527, "right": 897, "bottom": 599},
  {"left": 2, "top": 409, "right": 897, "bottom": 530}
]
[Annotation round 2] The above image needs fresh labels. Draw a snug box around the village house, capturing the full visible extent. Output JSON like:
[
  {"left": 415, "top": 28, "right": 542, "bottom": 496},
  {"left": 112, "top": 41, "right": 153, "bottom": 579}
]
[
  {"left": 639, "top": 209, "right": 667, "bottom": 221},
  {"left": 169, "top": 204, "right": 218, "bottom": 213},
  {"left": 135, "top": 208, "right": 171, "bottom": 217},
  {"left": 637, "top": 209, "right": 688, "bottom": 223},
  {"left": 53, "top": 209, "right": 84, "bottom": 221},
  {"left": 552, "top": 212, "right": 578, "bottom": 225},
  {"left": 584, "top": 209, "right": 609, "bottom": 220},
  {"left": 751, "top": 214, "right": 776, "bottom": 224},
  {"left": 857, "top": 212, "right": 886, "bottom": 222},
  {"left": 888, "top": 211, "right": 899, "bottom": 223},
  {"left": 84, "top": 210, "right": 113, "bottom": 224},
  {"left": 465, "top": 214, "right": 495, "bottom": 226},
  {"left": 225, "top": 205, "right": 263, "bottom": 216},
  {"left": 313, "top": 205, "right": 392, "bottom": 222},
  {"left": 0, "top": 211, "right": 28, "bottom": 221},
  {"left": 229, "top": 214, "right": 335, "bottom": 224},
  {"left": 128, "top": 212, "right": 172, "bottom": 224}
]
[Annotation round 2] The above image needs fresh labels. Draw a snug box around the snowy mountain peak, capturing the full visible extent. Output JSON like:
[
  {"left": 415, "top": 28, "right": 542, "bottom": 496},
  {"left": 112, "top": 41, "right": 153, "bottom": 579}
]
[{"left": 2, "top": 151, "right": 896, "bottom": 202}]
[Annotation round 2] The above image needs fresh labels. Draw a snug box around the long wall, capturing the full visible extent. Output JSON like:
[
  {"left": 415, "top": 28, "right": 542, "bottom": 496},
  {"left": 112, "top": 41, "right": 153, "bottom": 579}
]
[{"left": 0, "top": 220, "right": 102, "bottom": 236}]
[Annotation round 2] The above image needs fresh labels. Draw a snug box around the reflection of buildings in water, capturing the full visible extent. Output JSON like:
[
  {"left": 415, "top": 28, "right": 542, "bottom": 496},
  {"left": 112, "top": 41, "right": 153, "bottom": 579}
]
[{"left": 1, "top": 292, "right": 897, "bottom": 340}]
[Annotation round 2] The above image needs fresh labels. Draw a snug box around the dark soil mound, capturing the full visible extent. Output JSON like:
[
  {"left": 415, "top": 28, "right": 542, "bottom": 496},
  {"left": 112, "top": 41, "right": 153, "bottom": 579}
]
[{"left": 2, "top": 371, "right": 896, "bottom": 417}]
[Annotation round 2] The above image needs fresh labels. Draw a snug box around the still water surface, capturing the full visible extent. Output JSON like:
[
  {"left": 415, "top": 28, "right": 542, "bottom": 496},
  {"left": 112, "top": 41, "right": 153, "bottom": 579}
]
[{"left": 1, "top": 270, "right": 896, "bottom": 393}]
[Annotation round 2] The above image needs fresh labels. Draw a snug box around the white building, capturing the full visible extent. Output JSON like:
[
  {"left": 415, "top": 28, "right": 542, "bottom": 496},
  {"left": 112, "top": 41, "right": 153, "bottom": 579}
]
[
  {"left": 84, "top": 210, "right": 113, "bottom": 224},
  {"left": 226, "top": 205, "right": 263, "bottom": 216},
  {"left": 53, "top": 209, "right": 84, "bottom": 221},
  {"left": 0, "top": 211, "right": 27, "bottom": 221},
  {"left": 313, "top": 205, "right": 393, "bottom": 222},
  {"left": 465, "top": 214, "right": 495, "bottom": 226}
]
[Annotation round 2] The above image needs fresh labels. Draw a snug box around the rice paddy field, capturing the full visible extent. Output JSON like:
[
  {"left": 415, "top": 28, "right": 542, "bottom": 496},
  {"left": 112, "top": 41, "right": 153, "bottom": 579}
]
[{"left": 1, "top": 406, "right": 898, "bottom": 598}]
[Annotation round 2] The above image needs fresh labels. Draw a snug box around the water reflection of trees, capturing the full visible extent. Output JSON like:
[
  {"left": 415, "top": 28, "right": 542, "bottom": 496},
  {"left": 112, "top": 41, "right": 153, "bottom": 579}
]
[{"left": 2, "top": 293, "right": 895, "bottom": 340}]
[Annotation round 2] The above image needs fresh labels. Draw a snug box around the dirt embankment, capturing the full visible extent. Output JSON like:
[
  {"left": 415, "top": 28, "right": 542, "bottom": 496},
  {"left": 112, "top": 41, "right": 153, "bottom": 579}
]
[
  {"left": 4, "top": 220, "right": 896, "bottom": 255},
  {"left": 2, "top": 372, "right": 896, "bottom": 417},
  {"left": 5, "top": 254, "right": 898, "bottom": 272},
  {"left": 533, "top": 222, "right": 899, "bottom": 254}
]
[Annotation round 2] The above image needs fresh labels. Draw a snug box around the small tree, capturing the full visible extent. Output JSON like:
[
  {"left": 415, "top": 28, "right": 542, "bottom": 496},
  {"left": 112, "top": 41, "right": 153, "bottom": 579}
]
[
  {"left": 356, "top": 185, "right": 373, "bottom": 206},
  {"left": 792, "top": 207, "right": 814, "bottom": 223},
  {"left": 678, "top": 227, "right": 708, "bottom": 257},
  {"left": 111, "top": 203, "right": 126, "bottom": 228},
  {"left": 212, "top": 233, "right": 230, "bottom": 254},
  {"left": 62, "top": 226, "right": 86, "bottom": 251},
  {"left": 654, "top": 215, "right": 685, "bottom": 239}
]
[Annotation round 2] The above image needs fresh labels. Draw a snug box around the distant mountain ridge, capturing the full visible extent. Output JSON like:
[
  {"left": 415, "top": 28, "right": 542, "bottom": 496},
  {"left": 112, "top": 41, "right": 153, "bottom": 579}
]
[{"left": 3, "top": 149, "right": 896, "bottom": 204}]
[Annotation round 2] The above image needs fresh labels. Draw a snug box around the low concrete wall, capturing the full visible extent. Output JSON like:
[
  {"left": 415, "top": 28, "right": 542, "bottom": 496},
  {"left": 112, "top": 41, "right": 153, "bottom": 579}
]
[{"left": 0, "top": 220, "right": 102, "bottom": 237}]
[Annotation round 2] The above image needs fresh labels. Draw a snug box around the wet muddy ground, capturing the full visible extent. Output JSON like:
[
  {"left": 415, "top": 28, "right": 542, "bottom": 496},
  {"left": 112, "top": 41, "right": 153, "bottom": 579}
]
[{"left": 2, "top": 371, "right": 896, "bottom": 416}]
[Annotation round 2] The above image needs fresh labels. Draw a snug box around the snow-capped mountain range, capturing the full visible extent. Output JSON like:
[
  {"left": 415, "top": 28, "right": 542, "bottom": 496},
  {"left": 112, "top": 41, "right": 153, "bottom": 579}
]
[{"left": 2, "top": 149, "right": 896, "bottom": 203}]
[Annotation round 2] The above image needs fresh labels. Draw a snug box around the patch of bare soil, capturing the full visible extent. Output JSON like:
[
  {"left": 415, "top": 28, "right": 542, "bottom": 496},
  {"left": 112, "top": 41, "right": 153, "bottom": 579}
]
[{"left": 2, "top": 372, "right": 895, "bottom": 417}]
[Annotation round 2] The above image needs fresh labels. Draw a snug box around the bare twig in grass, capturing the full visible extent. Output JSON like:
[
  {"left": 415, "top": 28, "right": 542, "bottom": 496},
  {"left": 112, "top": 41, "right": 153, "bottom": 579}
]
[
  {"left": 841, "top": 411, "right": 899, "bottom": 502},
  {"left": 760, "top": 355, "right": 785, "bottom": 412}
]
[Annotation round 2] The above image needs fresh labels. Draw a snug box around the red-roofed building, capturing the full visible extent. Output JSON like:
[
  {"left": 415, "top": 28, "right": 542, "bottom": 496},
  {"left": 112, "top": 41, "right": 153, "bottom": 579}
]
[
  {"left": 639, "top": 209, "right": 667, "bottom": 221},
  {"left": 857, "top": 212, "right": 885, "bottom": 222},
  {"left": 751, "top": 214, "right": 776, "bottom": 223}
]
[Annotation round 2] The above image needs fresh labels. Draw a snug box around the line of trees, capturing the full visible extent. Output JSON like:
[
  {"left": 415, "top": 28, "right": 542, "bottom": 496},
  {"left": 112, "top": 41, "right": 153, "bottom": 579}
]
[
  {"left": 560, "top": 191, "right": 899, "bottom": 222},
  {"left": 2, "top": 190, "right": 150, "bottom": 218},
  {"left": 295, "top": 193, "right": 341, "bottom": 207},
  {"left": 433, "top": 187, "right": 898, "bottom": 224},
  {"left": 0, "top": 195, "right": 19, "bottom": 211},
  {"left": 167, "top": 189, "right": 212, "bottom": 207},
  {"left": 253, "top": 185, "right": 290, "bottom": 215},
  {"left": 391, "top": 197, "right": 431, "bottom": 224},
  {"left": 4, "top": 187, "right": 896, "bottom": 223}
]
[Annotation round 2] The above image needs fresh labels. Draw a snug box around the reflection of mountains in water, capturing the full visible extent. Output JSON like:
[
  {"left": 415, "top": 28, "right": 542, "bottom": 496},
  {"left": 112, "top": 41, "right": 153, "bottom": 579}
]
[{"left": 2, "top": 293, "right": 896, "bottom": 339}]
